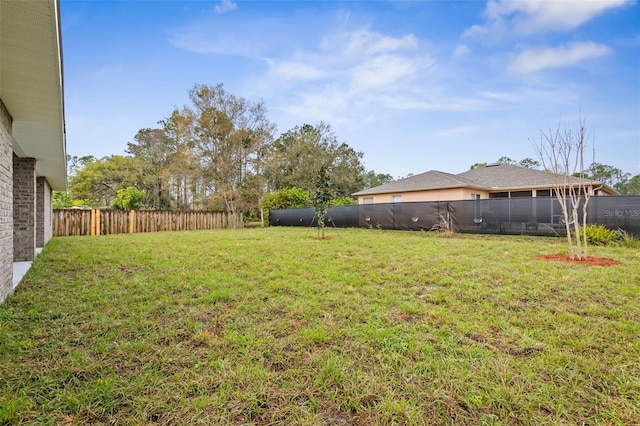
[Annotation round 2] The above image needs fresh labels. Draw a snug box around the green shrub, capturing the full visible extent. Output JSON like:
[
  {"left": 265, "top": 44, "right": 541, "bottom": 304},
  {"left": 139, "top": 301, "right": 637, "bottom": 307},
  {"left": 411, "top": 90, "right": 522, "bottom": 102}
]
[
  {"left": 581, "top": 224, "right": 617, "bottom": 246},
  {"left": 613, "top": 228, "right": 640, "bottom": 248},
  {"left": 53, "top": 191, "right": 73, "bottom": 209},
  {"left": 330, "top": 196, "right": 356, "bottom": 206},
  {"left": 111, "top": 187, "right": 145, "bottom": 210},
  {"left": 261, "top": 187, "right": 311, "bottom": 224}
]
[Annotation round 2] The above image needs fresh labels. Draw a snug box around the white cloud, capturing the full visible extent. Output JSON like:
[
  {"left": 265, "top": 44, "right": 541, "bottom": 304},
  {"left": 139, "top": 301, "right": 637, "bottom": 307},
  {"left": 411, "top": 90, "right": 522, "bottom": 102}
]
[
  {"left": 259, "top": 28, "right": 448, "bottom": 124},
  {"left": 285, "top": 88, "right": 349, "bottom": 120},
  {"left": 268, "top": 60, "right": 326, "bottom": 81},
  {"left": 170, "top": 5, "right": 281, "bottom": 57},
  {"left": 464, "top": 0, "right": 633, "bottom": 38},
  {"left": 342, "top": 30, "right": 418, "bottom": 57},
  {"left": 452, "top": 44, "right": 470, "bottom": 59},
  {"left": 171, "top": 33, "right": 241, "bottom": 56},
  {"left": 478, "top": 83, "right": 581, "bottom": 106},
  {"left": 350, "top": 54, "right": 423, "bottom": 90},
  {"left": 214, "top": 0, "right": 237, "bottom": 15},
  {"left": 374, "top": 94, "right": 488, "bottom": 112},
  {"left": 508, "top": 42, "right": 612, "bottom": 74}
]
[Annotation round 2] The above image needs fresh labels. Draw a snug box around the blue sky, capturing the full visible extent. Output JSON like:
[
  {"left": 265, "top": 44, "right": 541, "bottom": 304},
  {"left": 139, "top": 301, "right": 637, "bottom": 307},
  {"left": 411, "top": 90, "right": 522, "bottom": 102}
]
[{"left": 61, "top": 0, "right": 640, "bottom": 178}]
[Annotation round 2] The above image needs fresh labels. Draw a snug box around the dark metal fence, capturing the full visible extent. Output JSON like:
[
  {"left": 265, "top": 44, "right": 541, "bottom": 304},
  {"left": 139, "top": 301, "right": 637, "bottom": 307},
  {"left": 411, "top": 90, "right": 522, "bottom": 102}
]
[{"left": 269, "top": 196, "right": 640, "bottom": 236}]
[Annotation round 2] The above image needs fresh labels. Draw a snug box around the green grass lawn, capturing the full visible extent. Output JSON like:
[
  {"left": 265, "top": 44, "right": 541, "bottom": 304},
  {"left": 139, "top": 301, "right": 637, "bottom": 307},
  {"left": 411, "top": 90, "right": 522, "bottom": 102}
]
[{"left": 1, "top": 228, "right": 638, "bottom": 425}]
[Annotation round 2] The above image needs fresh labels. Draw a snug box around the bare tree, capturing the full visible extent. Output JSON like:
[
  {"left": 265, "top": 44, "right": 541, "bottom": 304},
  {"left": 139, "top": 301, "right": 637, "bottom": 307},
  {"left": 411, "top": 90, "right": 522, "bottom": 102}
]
[{"left": 535, "top": 114, "right": 599, "bottom": 260}]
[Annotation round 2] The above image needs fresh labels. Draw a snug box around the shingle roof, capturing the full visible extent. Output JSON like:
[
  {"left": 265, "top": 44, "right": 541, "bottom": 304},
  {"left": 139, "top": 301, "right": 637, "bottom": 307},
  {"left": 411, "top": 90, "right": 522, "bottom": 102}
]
[
  {"left": 352, "top": 170, "right": 486, "bottom": 196},
  {"left": 457, "top": 163, "right": 606, "bottom": 190},
  {"left": 353, "top": 163, "right": 618, "bottom": 196}
]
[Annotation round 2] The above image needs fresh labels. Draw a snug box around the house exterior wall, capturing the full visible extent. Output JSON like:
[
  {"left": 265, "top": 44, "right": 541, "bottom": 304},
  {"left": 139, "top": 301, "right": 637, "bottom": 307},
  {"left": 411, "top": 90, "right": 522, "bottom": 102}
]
[
  {"left": 0, "top": 101, "right": 14, "bottom": 302},
  {"left": 13, "top": 157, "right": 36, "bottom": 262},
  {"left": 357, "top": 185, "right": 611, "bottom": 205},
  {"left": 358, "top": 188, "right": 490, "bottom": 204},
  {"left": 36, "top": 177, "right": 52, "bottom": 247}
]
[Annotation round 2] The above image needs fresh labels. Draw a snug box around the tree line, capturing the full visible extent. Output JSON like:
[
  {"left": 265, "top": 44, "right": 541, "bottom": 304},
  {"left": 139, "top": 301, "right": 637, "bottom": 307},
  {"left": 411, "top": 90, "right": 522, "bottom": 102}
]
[{"left": 60, "top": 83, "right": 394, "bottom": 216}]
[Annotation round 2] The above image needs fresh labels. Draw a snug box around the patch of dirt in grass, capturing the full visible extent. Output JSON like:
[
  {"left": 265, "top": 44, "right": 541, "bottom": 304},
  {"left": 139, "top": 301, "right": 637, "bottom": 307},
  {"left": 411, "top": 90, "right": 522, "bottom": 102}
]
[
  {"left": 119, "top": 265, "right": 146, "bottom": 274},
  {"left": 147, "top": 412, "right": 176, "bottom": 424},
  {"left": 466, "top": 333, "right": 545, "bottom": 357},
  {"left": 359, "top": 394, "right": 380, "bottom": 408},
  {"left": 267, "top": 360, "right": 288, "bottom": 372},
  {"left": 334, "top": 252, "right": 353, "bottom": 258},
  {"left": 318, "top": 404, "right": 351, "bottom": 425},
  {"left": 535, "top": 253, "right": 622, "bottom": 266}
]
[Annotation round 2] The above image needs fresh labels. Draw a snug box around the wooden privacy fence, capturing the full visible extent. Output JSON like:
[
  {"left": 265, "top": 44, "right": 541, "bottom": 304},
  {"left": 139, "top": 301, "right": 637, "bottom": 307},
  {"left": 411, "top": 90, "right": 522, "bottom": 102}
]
[{"left": 53, "top": 209, "right": 243, "bottom": 237}]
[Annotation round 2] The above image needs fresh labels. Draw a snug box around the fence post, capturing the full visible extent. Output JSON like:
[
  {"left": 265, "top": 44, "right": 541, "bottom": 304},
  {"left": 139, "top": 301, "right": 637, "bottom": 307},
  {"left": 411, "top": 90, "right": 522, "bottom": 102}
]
[
  {"left": 95, "top": 210, "right": 101, "bottom": 236},
  {"left": 129, "top": 210, "right": 135, "bottom": 234}
]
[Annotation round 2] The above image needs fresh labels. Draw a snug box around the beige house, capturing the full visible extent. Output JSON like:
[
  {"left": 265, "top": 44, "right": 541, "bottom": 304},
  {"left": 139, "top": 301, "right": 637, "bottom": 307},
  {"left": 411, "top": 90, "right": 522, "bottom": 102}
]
[{"left": 353, "top": 163, "right": 618, "bottom": 204}]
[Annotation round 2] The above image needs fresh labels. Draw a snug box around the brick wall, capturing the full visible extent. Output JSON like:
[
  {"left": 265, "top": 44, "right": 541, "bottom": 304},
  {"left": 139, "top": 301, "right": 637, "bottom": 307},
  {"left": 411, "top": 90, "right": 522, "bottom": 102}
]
[
  {"left": 36, "top": 177, "right": 52, "bottom": 247},
  {"left": 13, "top": 156, "right": 36, "bottom": 262},
  {"left": 0, "top": 100, "right": 14, "bottom": 302}
]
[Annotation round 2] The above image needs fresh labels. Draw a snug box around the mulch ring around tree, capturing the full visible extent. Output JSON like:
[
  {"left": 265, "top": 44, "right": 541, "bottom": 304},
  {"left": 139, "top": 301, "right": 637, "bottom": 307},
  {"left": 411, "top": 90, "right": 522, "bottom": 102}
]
[{"left": 535, "top": 253, "right": 623, "bottom": 267}]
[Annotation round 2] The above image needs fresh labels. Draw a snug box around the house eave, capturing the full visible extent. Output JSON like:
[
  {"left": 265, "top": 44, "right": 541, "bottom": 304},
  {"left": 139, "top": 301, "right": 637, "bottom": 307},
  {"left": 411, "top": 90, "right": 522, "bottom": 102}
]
[
  {"left": 0, "top": 0, "right": 67, "bottom": 190},
  {"left": 485, "top": 183, "right": 619, "bottom": 195},
  {"left": 353, "top": 183, "right": 489, "bottom": 197}
]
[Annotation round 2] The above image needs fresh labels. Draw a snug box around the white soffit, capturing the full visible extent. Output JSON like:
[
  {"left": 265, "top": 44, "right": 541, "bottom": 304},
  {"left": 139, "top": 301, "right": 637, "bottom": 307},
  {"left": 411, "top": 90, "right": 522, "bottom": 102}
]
[{"left": 0, "top": 0, "right": 67, "bottom": 190}]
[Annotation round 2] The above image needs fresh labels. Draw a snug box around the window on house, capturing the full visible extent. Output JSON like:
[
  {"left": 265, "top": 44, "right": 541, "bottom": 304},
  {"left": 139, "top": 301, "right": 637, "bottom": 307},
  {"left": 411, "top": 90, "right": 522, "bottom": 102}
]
[
  {"left": 471, "top": 193, "right": 481, "bottom": 200},
  {"left": 392, "top": 195, "right": 402, "bottom": 203},
  {"left": 363, "top": 197, "right": 373, "bottom": 204}
]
